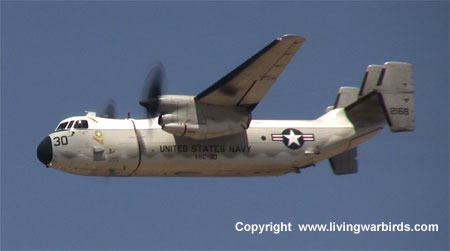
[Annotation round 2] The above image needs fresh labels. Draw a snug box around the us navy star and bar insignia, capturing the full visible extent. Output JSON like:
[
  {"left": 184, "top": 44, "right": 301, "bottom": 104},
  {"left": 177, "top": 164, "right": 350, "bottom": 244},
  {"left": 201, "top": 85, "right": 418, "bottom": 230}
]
[{"left": 271, "top": 128, "right": 315, "bottom": 149}]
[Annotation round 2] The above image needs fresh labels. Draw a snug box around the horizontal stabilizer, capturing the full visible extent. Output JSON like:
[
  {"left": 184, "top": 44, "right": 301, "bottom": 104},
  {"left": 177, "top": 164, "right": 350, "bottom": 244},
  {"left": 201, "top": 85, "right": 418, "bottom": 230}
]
[{"left": 329, "top": 148, "right": 358, "bottom": 175}]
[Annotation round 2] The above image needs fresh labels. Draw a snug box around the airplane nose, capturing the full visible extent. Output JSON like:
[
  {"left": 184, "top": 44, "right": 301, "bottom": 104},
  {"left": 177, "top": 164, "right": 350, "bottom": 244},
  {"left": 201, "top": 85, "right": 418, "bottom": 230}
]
[{"left": 37, "top": 136, "right": 52, "bottom": 166}]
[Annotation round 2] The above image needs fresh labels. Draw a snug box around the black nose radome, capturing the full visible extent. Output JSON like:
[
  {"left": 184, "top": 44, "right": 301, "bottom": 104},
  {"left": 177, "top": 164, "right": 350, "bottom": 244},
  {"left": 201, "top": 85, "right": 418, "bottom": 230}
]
[{"left": 37, "top": 136, "right": 52, "bottom": 166}]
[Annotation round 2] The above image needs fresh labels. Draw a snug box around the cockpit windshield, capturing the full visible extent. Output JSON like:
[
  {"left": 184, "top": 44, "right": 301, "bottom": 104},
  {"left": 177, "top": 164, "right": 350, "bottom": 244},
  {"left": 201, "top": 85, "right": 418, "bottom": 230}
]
[
  {"left": 55, "top": 119, "right": 88, "bottom": 131},
  {"left": 56, "top": 122, "right": 69, "bottom": 131}
]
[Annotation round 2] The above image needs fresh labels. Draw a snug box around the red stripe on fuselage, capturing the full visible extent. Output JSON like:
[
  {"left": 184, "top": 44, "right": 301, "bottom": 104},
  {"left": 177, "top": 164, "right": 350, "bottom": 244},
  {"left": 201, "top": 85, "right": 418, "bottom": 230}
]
[{"left": 129, "top": 120, "right": 142, "bottom": 176}]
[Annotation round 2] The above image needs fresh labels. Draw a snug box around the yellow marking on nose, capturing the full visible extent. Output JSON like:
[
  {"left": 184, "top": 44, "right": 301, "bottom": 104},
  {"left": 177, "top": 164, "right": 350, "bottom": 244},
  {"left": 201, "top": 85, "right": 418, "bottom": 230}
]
[
  {"left": 88, "top": 116, "right": 98, "bottom": 123},
  {"left": 92, "top": 136, "right": 104, "bottom": 145}
]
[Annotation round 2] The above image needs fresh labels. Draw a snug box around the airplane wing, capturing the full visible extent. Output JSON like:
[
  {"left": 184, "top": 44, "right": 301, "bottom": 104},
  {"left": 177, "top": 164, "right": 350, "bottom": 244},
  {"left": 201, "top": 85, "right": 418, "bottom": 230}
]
[{"left": 195, "top": 35, "right": 305, "bottom": 110}]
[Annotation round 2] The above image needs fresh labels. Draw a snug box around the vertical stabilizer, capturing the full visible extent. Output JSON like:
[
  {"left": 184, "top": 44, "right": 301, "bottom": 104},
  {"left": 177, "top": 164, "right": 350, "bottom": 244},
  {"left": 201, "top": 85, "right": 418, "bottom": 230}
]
[
  {"left": 359, "top": 65, "right": 383, "bottom": 97},
  {"left": 377, "top": 62, "right": 414, "bottom": 132},
  {"left": 334, "top": 87, "right": 359, "bottom": 108},
  {"left": 329, "top": 148, "right": 358, "bottom": 175}
]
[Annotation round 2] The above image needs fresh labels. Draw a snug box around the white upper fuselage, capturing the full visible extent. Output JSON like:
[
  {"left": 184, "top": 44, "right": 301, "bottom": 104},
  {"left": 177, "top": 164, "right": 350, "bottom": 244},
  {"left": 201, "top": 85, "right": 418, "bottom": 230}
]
[{"left": 44, "top": 109, "right": 383, "bottom": 177}]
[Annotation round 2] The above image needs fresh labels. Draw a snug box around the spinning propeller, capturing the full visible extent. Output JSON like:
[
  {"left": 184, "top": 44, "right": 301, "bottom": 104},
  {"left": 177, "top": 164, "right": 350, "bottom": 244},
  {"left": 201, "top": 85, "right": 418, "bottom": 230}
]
[
  {"left": 98, "top": 62, "right": 166, "bottom": 119},
  {"left": 100, "top": 98, "right": 117, "bottom": 118},
  {"left": 139, "top": 62, "right": 166, "bottom": 117}
]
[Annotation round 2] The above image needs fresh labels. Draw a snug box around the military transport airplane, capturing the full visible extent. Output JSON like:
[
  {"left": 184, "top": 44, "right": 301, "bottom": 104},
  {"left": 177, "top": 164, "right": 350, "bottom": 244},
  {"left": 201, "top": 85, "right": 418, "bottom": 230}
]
[{"left": 37, "top": 34, "right": 415, "bottom": 177}]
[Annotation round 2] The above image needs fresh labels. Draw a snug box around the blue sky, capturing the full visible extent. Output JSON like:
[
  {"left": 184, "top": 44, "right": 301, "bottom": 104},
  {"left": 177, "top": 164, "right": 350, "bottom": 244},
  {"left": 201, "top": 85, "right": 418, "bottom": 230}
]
[{"left": 1, "top": 1, "right": 448, "bottom": 250}]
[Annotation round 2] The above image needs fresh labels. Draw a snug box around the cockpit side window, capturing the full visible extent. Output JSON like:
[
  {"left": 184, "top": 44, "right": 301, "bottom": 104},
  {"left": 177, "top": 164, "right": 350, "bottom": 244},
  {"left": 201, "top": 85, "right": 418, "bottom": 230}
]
[
  {"left": 67, "top": 120, "right": 74, "bottom": 129},
  {"left": 74, "top": 120, "right": 88, "bottom": 129},
  {"left": 56, "top": 122, "right": 69, "bottom": 131}
]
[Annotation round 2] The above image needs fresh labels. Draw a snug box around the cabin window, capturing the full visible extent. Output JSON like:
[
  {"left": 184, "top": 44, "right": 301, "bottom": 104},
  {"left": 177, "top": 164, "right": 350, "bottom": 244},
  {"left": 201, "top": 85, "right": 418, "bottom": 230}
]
[
  {"left": 56, "top": 122, "right": 69, "bottom": 131},
  {"left": 67, "top": 120, "right": 74, "bottom": 129},
  {"left": 74, "top": 120, "right": 89, "bottom": 129}
]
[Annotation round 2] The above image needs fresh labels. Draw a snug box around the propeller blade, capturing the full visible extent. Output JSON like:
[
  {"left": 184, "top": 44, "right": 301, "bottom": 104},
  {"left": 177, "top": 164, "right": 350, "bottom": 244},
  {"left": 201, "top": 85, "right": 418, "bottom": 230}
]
[
  {"left": 140, "top": 62, "right": 166, "bottom": 117},
  {"left": 101, "top": 98, "right": 117, "bottom": 118}
]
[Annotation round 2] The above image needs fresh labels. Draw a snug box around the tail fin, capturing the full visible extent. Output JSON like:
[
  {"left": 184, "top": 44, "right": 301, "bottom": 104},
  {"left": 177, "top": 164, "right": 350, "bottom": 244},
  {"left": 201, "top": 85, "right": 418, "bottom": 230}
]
[
  {"left": 326, "top": 62, "right": 414, "bottom": 175},
  {"left": 376, "top": 62, "right": 415, "bottom": 131},
  {"left": 325, "top": 87, "right": 358, "bottom": 113},
  {"left": 334, "top": 87, "right": 359, "bottom": 108},
  {"left": 345, "top": 62, "right": 415, "bottom": 132}
]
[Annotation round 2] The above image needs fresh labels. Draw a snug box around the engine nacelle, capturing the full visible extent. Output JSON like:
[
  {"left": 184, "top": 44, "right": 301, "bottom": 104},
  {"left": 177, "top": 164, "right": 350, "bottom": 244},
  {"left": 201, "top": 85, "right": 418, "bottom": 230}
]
[
  {"left": 162, "top": 121, "right": 248, "bottom": 139},
  {"left": 158, "top": 113, "right": 178, "bottom": 125},
  {"left": 158, "top": 95, "right": 194, "bottom": 114},
  {"left": 155, "top": 95, "right": 252, "bottom": 139}
]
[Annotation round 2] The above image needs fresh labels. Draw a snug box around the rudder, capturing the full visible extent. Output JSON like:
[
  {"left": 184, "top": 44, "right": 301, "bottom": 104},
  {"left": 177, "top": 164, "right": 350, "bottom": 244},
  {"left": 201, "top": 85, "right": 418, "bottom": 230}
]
[{"left": 376, "top": 62, "right": 415, "bottom": 132}]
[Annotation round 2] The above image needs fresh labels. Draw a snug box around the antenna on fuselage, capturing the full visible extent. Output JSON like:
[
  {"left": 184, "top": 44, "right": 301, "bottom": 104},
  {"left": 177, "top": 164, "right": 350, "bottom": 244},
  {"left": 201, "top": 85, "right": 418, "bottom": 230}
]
[{"left": 85, "top": 111, "right": 97, "bottom": 117}]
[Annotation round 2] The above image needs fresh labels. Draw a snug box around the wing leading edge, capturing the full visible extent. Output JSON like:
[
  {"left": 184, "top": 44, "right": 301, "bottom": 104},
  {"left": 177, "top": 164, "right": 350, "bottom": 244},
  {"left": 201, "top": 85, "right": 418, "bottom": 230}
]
[{"left": 195, "top": 35, "right": 305, "bottom": 110}]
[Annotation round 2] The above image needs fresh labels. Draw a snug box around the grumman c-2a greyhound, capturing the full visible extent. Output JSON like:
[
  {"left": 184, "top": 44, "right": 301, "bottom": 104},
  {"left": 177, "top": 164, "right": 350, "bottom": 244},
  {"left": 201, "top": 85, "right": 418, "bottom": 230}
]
[{"left": 37, "top": 35, "right": 415, "bottom": 177}]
